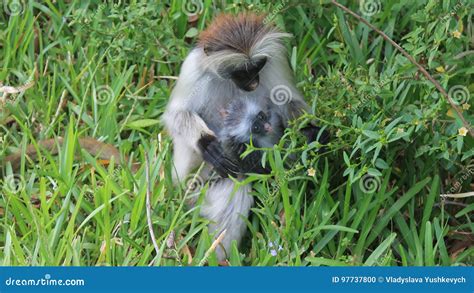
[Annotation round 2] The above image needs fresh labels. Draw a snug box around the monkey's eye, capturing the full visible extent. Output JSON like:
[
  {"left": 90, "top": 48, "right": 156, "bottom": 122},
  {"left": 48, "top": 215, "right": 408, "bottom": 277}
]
[
  {"left": 257, "top": 112, "right": 267, "bottom": 121},
  {"left": 252, "top": 124, "right": 261, "bottom": 133}
]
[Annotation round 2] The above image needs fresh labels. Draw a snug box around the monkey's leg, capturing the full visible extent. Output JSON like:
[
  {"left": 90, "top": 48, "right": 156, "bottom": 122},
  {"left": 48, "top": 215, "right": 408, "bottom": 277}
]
[
  {"left": 171, "top": 137, "right": 203, "bottom": 183},
  {"left": 200, "top": 179, "right": 253, "bottom": 261}
]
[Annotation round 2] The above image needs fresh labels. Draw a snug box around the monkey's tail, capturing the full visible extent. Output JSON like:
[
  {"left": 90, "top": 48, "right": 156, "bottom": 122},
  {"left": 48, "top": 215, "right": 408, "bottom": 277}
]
[{"left": 200, "top": 178, "right": 253, "bottom": 261}]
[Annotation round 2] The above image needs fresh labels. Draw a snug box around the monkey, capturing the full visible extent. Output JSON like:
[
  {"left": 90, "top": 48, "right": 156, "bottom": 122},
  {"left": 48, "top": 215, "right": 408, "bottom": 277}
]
[
  {"left": 162, "top": 13, "right": 313, "bottom": 183},
  {"left": 203, "top": 97, "right": 329, "bottom": 260},
  {"left": 197, "top": 97, "right": 286, "bottom": 261},
  {"left": 217, "top": 97, "right": 285, "bottom": 173},
  {"left": 163, "top": 13, "right": 331, "bottom": 261},
  {"left": 2, "top": 137, "right": 128, "bottom": 173}
]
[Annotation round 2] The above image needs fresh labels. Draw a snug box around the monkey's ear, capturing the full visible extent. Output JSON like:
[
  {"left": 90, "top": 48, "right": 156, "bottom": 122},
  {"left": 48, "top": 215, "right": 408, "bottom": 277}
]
[
  {"left": 265, "top": 103, "right": 272, "bottom": 112},
  {"left": 219, "top": 109, "right": 229, "bottom": 118}
]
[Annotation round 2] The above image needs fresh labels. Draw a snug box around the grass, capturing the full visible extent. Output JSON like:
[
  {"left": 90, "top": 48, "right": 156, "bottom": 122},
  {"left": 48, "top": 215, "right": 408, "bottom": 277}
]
[{"left": 0, "top": 0, "right": 473, "bottom": 266}]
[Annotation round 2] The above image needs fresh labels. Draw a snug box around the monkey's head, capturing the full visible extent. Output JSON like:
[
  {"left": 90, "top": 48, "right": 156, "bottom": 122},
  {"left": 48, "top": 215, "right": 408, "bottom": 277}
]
[
  {"left": 221, "top": 98, "right": 284, "bottom": 148},
  {"left": 199, "top": 13, "right": 291, "bottom": 92}
]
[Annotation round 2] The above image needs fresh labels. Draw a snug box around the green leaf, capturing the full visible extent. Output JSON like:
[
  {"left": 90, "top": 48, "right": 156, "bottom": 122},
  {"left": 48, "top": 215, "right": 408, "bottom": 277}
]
[
  {"left": 306, "top": 257, "right": 349, "bottom": 266},
  {"left": 343, "top": 151, "right": 351, "bottom": 166},
  {"left": 366, "top": 177, "right": 431, "bottom": 246},
  {"left": 424, "top": 221, "right": 434, "bottom": 266},
  {"left": 456, "top": 135, "right": 463, "bottom": 153},
  {"left": 363, "top": 130, "right": 380, "bottom": 139},
  {"left": 364, "top": 233, "right": 397, "bottom": 266},
  {"left": 125, "top": 119, "right": 160, "bottom": 129},
  {"left": 367, "top": 168, "right": 382, "bottom": 177},
  {"left": 375, "top": 158, "right": 389, "bottom": 169},
  {"left": 185, "top": 27, "right": 199, "bottom": 38}
]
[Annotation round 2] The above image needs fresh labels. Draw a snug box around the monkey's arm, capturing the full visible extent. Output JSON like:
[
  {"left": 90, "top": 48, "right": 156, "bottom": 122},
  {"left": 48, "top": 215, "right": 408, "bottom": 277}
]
[{"left": 3, "top": 137, "right": 123, "bottom": 171}]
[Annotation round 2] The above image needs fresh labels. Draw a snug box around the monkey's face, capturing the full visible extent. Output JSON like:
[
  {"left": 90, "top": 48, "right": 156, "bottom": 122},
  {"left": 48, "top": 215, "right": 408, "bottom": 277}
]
[
  {"left": 251, "top": 111, "right": 273, "bottom": 136},
  {"left": 229, "top": 57, "right": 267, "bottom": 92},
  {"left": 215, "top": 56, "right": 267, "bottom": 92},
  {"left": 250, "top": 108, "right": 285, "bottom": 148},
  {"left": 222, "top": 99, "right": 283, "bottom": 149}
]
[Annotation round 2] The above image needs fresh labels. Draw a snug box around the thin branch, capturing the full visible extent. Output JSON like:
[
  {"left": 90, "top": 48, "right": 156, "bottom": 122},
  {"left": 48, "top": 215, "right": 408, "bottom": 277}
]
[
  {"left": 145, "top": 155, "right": 161, "bottom": 259},
  {"left": 331, "top": 0, "right": 473, "bottom": 138},
  {"left": 198, "top": 229, "right": 227, "bottom": 266},
  {"left": 434, "top": 200, "right": 467, "bottom": 208},
  {"left": 154, "top": 75, "right": 178, "bottom": 80},
  {"left": 441, "top": 191, "right": 474, "bottom": 198},
  {"left": 454, "top": 50, "right": 474, "bottom": 60}
]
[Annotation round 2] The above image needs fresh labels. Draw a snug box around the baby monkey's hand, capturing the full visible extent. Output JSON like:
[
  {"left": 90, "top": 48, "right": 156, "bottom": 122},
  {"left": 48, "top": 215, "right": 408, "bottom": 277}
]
[{"left": 198, "top": 134, "right": 240, "bottom": 178}]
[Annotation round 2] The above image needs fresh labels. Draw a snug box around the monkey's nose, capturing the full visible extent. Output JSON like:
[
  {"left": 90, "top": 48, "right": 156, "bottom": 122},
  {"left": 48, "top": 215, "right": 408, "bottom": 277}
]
[
  {"left": 247, "top": 79, "right": 259, "bottom": 91},
  {"left": 264, "top": 123, "right": 273, "bottom": 133}
]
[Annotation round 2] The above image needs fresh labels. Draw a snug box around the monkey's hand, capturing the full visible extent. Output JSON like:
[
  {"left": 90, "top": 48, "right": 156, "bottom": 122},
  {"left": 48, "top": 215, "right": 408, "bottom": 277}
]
[
  {"left": 198, "top": 134, "right": 240, "bottom": 178},
  {"left": 239, "top": 150, "right": 272, "bottom": 175},
  {"left": 301, "top": 125, "right": 330, "bottom": 145}
]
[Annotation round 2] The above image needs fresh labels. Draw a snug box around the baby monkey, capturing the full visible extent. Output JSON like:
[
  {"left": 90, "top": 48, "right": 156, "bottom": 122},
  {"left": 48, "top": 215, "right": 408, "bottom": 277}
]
[
  {"left": 221, "top": 98, "right": 284, "bottom": 172},
  {"left": 199, "top": 98, "right": 330, "bottom": 260},
  {"left": 199, "top": 98, "right": 284, "bottom": 177},
  {"left": 198, "top": 97, "right": 284, "bottom": 260},
  {"left": 200, "top": 97, "right": 329, "bottom": 177}
]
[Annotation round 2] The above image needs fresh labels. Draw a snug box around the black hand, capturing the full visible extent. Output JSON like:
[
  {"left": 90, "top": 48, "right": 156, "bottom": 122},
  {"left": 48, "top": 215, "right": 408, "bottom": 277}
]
[
  {"left": 198, "top": 134, "right": 240, "bottom": 177},
  {"left": 239, "top": 150, "right": 272, "bottom": 174},
  {"left": 301, "top": 125, "right": 330, "bottom": 145}
]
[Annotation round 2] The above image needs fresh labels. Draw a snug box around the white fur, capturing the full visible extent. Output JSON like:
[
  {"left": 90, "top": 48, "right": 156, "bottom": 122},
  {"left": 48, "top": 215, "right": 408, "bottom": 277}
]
[
  {"left": 200, "top": 178, "right": 253, "bottom": 261},
  {"left": 225, "top": 98, "right": 261, "bottom": 142}
]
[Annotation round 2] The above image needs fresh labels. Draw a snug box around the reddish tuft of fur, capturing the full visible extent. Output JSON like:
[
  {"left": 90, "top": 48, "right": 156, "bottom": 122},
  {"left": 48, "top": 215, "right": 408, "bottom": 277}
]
[{"left": 198, "top": 13, "right": 271, "bottom": 55}]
